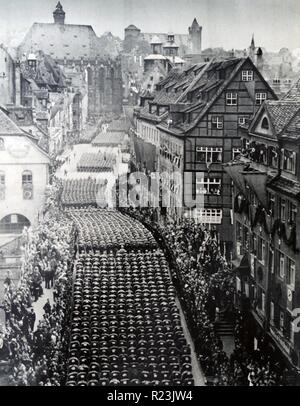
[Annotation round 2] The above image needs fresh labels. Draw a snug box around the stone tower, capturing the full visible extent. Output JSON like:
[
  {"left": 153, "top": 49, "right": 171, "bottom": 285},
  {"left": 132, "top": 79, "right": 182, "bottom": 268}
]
[
  {"left": 188, "top": 18, "right": 202, "bottom": 54},
  {"left": 53, "top": 2, "right": 65, "bottom": 25},
  {"left": 123, "top": 24, "right": 141, "bottom": 53}
]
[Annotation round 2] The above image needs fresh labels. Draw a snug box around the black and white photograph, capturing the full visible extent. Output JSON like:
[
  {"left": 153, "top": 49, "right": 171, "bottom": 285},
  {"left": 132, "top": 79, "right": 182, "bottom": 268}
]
[{"left": 0, "top": 0, "right": 300, "bottom": 390}]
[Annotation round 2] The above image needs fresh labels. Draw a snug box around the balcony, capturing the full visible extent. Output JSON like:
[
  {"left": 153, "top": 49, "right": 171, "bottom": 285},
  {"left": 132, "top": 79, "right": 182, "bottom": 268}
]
[{"left": 240, "top": 145, "right": 278, "bottom": 177}]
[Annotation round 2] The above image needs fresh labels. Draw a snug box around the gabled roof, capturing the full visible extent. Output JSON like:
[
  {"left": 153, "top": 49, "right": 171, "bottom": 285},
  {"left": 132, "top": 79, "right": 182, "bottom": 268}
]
[
  {"left": 150, "top": 35, "right": 162, "bottom": 45},
  {"left": 174, "top": 58, "right": 247, "bottom": 131},
  {"left": 282, "top": 78, "right": 300, "bottom": 101},
  {"left": 0, "top": 109, "right": 49, "bottom": 158},
  {"left": 154, "top": 57, "right": 277, "bottom": 135},
  {"left": 18, "top": 22, "right": 112, "bottom": 60},
  {"left": 264, "top": 100, "right": 300, "bottom": 134},
  {"left": 0, "top": 109, "right": 25, "bottom": 135},
  {"left": 248, "top": 97, "right": 300, "bottom": 141}
]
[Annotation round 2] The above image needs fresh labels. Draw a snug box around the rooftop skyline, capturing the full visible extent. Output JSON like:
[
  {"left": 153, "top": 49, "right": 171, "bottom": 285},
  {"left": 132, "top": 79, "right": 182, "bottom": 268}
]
[{"left": 0, "top": 0, "right": 299, "bottom": 52}]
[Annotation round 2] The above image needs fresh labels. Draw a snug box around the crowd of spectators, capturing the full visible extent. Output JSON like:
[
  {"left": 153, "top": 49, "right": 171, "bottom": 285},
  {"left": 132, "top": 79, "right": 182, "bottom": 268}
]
[
  {"left": 121, "top": 207, "right": 286, "bottom": 386},
  {"left": 0, "top": 184, "right": 76, "bottom": 386}
]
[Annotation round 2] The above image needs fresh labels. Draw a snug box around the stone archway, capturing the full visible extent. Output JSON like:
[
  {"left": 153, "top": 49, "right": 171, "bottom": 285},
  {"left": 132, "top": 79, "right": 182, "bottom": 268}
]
[{"left": 0, "top": 214, "right": 31, "bottom": 235}]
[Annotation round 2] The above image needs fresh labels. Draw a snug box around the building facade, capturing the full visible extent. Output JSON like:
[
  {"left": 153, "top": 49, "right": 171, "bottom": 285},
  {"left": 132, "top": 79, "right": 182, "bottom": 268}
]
[
  {"left": 0, "top": 108, "right": 50, "bottom": 246},
  {"left": 0, "top": 45, "right": 15, "bottom": 106},
  {"left": 135, "top": 57, "right": 277, "bottom": 250},
  {"left": 17, "top": 2, "right": 123, "bottom": 120},
  {"left": 226, "top": 87, "right": 300, "bottom": 377},
  {"left": 123, "top": 18, "right": 202, "bottom": 57},
  {"left": 122, "top": 19, "right": 202, "bottom": 102}
]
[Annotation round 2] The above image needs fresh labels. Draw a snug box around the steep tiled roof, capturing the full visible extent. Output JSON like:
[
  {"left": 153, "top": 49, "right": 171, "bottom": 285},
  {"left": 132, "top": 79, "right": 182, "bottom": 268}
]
[
  {"left": 18, "top": 22, "right": 116, "bottom": 60},
  {"left": 264, "top": 100, "right": 300, "bottom": 134},
  {"left": 179, "top": 58, "right": 246, "bottom": 130},
  {"left": 142, "top": 33, "right": 189, "bottom": 48},
  {"left": 140, "top": 57, "right": 276, "bottom": 136},
  {"left": 282, "top": 78, "right": 300, "bottom": 101},
  {"left": 284, "top": 110, "right": 300, "bottom": 136},
  {"left": 152, "top": 63, "right": 206, "bottom": 106},
  {"left": 20, "top": 52, "right": 67, "bottom": 89},
  {"left": 0, "top": 109, "right": 24, "bottom": 135}
]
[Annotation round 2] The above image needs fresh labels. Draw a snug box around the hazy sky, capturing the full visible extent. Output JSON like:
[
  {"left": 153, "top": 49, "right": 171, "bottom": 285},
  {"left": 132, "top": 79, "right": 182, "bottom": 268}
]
[{"left": 0, "top": 0, "right": 300, "bottom": 51}]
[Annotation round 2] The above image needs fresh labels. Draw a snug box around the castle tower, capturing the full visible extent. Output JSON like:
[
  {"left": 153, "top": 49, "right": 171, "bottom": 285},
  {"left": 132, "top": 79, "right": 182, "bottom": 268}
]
[
  {"left": 53, "top": 2, "right": 65, "bottom": 25},
  {"left": 123, "top": 24, "right": 141, "bottom": 53},
  {"left": 188, "top": 18, "right": 202, "bottom": 54}
]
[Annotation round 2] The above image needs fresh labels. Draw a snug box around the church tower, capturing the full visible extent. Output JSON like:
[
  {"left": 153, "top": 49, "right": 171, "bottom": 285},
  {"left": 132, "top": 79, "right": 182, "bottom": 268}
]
[
  {"left": 53, "top": 2, "right": 65, "bottom": 25},
  {"left": 249, "top": 34, "right": 256, "bottom": 61},
  {"left": 188, "top": 18, "right": 202, "bottom": 54}
]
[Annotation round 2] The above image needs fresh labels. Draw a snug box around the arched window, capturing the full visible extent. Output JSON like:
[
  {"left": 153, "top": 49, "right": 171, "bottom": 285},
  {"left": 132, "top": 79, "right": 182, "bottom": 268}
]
[
  {"left": 0, "top": 214, "right": 30, "bottom": 234},
  {"left": 261, "top": 117, "right": 269, "bottom": 130},
  {"left": 22, "top": 170, "right": 33, "bottom": 186},
  {"left": 0, "top": 137, "right": 4, "bottom": 150}
]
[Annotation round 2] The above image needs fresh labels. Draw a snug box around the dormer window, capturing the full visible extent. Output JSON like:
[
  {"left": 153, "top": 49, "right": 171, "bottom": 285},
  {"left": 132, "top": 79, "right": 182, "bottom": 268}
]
[
  {"left": 261, "top": 117, "right": 269, "bottom": 130},
  {"left": 219, "top": 70, "right": 226, "bottom": 80}
]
